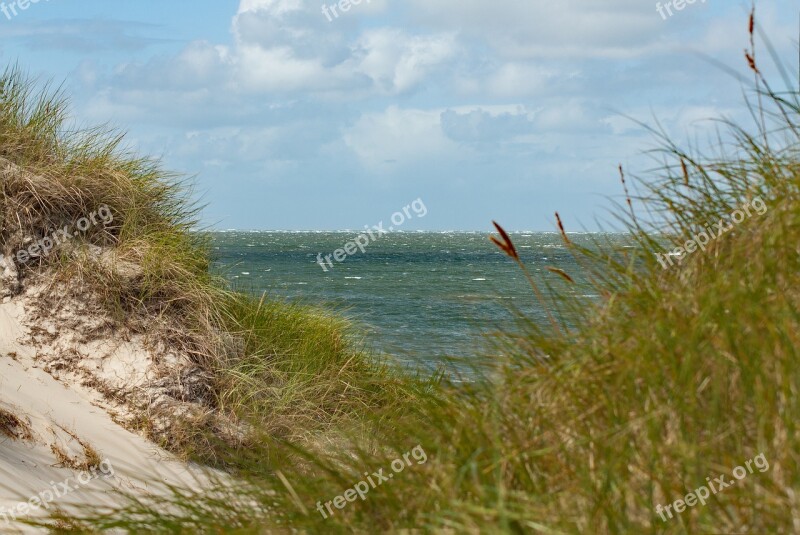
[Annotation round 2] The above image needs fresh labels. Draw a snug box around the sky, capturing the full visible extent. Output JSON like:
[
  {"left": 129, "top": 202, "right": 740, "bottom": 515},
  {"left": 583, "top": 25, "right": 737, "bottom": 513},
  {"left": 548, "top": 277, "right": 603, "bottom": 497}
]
[{"left": 0, "top": 0, "right": 797, "bottom": 231}]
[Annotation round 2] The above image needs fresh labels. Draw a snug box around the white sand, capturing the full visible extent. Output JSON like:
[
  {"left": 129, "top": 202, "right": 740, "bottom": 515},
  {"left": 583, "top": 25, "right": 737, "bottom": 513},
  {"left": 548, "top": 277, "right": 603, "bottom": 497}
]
[{"left": 0, "top": 296, "right": 223, "bottom": 533}]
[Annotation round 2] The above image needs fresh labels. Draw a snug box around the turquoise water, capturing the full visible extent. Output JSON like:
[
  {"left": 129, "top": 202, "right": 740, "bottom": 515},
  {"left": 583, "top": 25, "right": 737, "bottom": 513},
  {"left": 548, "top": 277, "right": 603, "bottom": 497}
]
[{"left": 210, "top": 232, "right": 615, "bottom": 371}]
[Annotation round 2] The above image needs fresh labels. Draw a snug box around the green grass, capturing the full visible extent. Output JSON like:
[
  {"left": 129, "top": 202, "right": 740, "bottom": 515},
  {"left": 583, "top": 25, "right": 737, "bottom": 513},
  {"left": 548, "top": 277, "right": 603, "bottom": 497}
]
[
  {"left": 8, "top": 16, "right": 800, "bottom": 535},
  {"left": 0, "top": 65, "right": 412, "bottom": 468}
]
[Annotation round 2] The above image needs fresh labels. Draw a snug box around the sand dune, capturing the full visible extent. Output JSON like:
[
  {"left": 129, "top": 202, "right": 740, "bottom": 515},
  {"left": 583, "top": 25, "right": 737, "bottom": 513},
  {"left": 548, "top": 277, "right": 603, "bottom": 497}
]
[{"left": 0, "top": 287, "right": 223, "bottom": 533}]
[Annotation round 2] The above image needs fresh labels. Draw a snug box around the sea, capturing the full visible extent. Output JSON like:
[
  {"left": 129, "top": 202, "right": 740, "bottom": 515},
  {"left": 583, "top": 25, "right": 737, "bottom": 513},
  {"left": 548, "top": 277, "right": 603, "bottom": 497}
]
[{"left": 210, "top": 232, "right": 619, "bottom": 372}]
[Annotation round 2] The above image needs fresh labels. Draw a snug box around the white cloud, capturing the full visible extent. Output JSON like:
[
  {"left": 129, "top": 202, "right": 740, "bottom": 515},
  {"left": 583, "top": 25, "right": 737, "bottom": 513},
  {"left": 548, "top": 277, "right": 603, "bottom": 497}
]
[
  {"left": 234, "top": 45, "right": 329, "bottom": 92},
  {"left": 440, "top": 106, "right": 537, "bottom": 143},
  {"left": 406, "top": 0, "right": 667, "bottom": 59},
  {"left": 343, "top": 106, "right": 461, "bottom": 169},
  {"left": 354, "top": 29, "right": 457, "bottom": 94},
  {"left": 159, "top": 0, "right": 458, "bottom": 95},
  {"left": 484, "top": 63, "right": 558, "bottom": 98}
]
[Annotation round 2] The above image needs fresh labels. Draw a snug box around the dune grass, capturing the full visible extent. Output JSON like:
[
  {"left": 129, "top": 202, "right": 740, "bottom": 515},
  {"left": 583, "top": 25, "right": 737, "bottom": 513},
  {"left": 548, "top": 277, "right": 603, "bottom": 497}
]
[
  {"left": 0, "top": 65, "right": 411, "bottom": 469},
  {"left": 7, "top": 13, "right": 800, "bottom": 535}
]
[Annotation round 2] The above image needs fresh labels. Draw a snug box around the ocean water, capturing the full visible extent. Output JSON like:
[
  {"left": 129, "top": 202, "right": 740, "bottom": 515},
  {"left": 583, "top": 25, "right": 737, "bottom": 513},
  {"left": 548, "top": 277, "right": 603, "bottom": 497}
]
[{"left": 210, "top": 232, "right": 618, "bottom": 371}]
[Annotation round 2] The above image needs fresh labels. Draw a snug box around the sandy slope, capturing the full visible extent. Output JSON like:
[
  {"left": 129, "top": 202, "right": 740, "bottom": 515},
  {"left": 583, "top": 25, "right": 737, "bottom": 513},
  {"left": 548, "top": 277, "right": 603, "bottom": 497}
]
[{"left": 0, "top": 291, "right": 223, "bottom": 532}]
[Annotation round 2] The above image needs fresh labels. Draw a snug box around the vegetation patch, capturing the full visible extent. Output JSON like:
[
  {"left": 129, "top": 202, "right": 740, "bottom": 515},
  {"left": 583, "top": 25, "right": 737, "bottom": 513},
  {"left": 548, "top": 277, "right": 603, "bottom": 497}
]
[{"left": 0, "top": 406, "right": 32, "bottom": 441}]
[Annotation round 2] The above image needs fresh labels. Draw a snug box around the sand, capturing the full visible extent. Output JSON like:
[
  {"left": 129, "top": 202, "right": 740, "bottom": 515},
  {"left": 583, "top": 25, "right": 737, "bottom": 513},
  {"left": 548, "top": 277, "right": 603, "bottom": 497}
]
[{"left": 0, "top": 283, "right": 225, "bottom": 533}]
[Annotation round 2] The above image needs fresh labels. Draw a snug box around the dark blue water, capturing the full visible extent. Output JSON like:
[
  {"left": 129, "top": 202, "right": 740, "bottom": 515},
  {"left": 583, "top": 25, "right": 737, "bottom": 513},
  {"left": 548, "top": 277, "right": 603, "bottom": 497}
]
[{"left": 210, "top": 232, "right": 614, "bottom": 371}]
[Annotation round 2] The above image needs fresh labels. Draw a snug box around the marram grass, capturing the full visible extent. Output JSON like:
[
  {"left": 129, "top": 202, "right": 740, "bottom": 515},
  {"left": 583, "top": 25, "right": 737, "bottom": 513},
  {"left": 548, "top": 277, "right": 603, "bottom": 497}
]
[{"left": 0, "top": 64, "right": 411, "bottom": 468}]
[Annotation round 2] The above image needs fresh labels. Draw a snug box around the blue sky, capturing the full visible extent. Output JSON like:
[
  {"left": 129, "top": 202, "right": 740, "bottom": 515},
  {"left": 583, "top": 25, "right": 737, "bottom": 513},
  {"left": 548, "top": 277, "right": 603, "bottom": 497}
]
[{"left": 0, "top": 0, "right": 797, "bottom": 230}]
